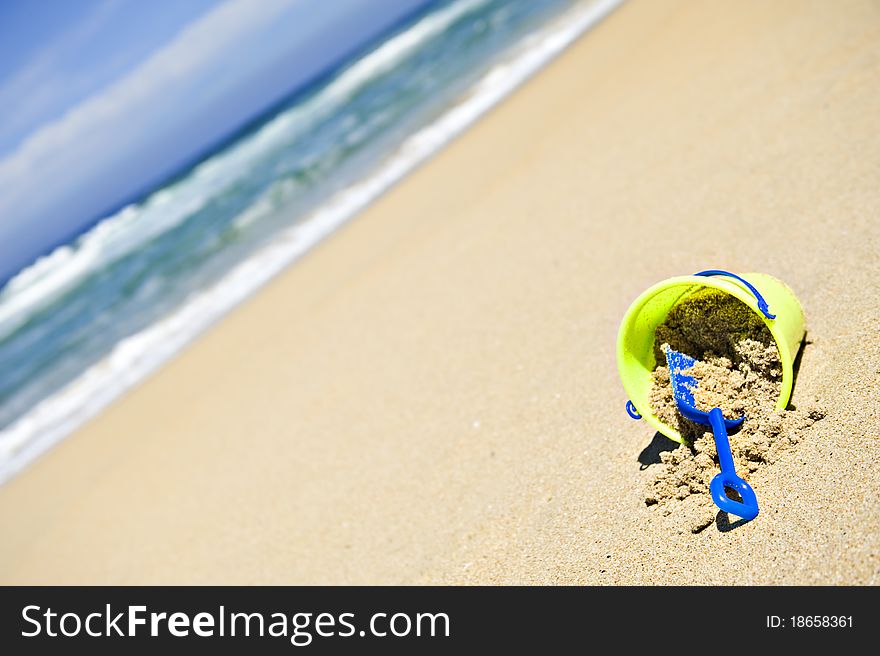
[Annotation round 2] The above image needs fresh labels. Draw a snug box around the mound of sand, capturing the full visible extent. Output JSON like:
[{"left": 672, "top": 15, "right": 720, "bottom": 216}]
[{"left": 646, "top": 289, "right": 825, "bottom": 531}]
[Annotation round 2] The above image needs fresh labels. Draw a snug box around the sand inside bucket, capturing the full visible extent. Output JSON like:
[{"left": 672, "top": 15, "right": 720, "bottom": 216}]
[{"left": 646, "top": 288, "right": 825, "bottom": 532}]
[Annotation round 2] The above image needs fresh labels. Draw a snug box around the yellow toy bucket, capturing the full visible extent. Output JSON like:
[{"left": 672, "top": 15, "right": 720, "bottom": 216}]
[{"left": 616, "top": 270, "right": 805, "bottom": 443}]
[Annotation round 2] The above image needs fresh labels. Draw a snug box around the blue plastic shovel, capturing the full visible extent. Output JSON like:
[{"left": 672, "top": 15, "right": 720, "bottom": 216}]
[{"left": 665, "top": 348, "right": 759, "bottom": 521}]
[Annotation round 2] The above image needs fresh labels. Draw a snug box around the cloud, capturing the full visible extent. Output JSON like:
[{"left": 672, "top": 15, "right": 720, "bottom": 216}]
[
  {"left": 0, "top": 0, "right": 122, "bottom": 153},
  {"left": 0, "top": 0, "right": 297, "bottom": 228}
]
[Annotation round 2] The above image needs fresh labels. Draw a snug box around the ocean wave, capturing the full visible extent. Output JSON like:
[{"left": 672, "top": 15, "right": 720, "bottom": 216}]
[
  {"left": 0, "top": 0, "right": 490, "bottom": 347},
  {"left": 0, "top": 187, "right": 213, "bottom": 343},
  {"left": 0, "top": 0, "right": 622, "bottom": 484}
]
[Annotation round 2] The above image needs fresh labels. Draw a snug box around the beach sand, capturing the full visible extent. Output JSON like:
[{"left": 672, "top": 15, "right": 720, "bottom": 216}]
[{"left": 1, "top": 0, "right": 878, "bottom": 584}]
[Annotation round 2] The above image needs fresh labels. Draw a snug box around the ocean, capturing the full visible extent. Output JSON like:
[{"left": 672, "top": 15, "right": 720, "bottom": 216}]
[{"left": 0, "top": 0, "right": 620, "bottom": 483}]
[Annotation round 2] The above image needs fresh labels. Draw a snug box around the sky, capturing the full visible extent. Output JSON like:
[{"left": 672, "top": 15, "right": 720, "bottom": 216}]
[{"left": 0, "top": 0, "right": 434, "bottom": 282}]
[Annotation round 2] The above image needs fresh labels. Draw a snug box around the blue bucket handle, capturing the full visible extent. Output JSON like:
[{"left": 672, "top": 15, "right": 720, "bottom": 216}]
[{"left": 693, "top": 269, "right": 776, "bottom": 320}]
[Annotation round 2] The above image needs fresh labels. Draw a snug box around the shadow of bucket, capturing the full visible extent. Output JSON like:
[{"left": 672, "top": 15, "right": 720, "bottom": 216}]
[{"left": 616, "top": 270, "right": 805, "bottom": 444}]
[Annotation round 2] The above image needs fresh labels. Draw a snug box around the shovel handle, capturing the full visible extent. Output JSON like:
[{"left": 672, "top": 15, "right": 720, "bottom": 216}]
[{"left": 708, "top": 408, "right": 759, "bottom": 521}]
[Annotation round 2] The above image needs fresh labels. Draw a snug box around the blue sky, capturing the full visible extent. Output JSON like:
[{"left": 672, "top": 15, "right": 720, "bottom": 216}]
[{"left": 0, "top": 0, "right": 433, "bottom": 282}]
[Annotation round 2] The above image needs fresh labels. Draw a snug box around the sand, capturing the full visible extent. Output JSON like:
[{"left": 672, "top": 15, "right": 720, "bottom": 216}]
[
  {"left": 650, "top": 288, "right": 784, "bottom": 440},
  {"left": 645, "top": 290, "right": 827, "bottom": 531},
  {"left": 0, "top": 0, "right": 879, "bottom": 584}
]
